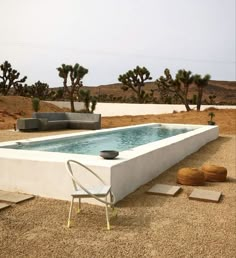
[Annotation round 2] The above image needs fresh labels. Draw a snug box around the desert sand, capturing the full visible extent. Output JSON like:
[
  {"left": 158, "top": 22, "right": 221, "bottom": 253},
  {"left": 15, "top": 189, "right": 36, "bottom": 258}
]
[{"left": 0, "top": 98, "right": 236, "bottom": 258}]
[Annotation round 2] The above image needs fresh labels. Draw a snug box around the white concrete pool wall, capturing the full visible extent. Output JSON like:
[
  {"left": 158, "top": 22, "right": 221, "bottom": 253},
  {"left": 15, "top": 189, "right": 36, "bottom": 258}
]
[{"left": 0, "top": 123, "right": 219, "bottom": 204}]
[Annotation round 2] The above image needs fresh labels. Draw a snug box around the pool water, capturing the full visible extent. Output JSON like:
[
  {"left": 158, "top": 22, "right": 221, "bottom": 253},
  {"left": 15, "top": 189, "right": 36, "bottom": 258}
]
[{"left": 3, "top": 125, "right": 193, "bottom": 155}]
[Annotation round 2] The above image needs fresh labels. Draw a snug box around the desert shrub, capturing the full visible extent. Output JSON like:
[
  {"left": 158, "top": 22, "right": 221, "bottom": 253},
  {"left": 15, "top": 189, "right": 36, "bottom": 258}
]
[
  {"left": 32, "top": 97, "right": 40, "bottom": 112},
  {"left": 79, "top": 89, "right": 97, "bottom": 113}
]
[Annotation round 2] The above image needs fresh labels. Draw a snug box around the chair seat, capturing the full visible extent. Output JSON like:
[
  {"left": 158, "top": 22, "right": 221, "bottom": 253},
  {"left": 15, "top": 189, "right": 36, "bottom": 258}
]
[{"left": 72, "top": 185, "right": 111, "bottom": 198}]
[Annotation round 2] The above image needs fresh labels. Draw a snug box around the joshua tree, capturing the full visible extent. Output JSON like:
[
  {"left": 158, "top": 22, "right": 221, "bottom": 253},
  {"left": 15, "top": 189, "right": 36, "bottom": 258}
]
[
  {"left": 155, "top": 68, "right": 193, "bottom": 111},
  {"left": 194, "top": 74, "right": 211, "bottom": 111},
  {"left": 57, "top": 63, "right": 88, "bottom": 112},
  {"left": 175, "top": 69, "right": 194, "bottom": 111},
  {"left": 13, "top": 83, "right": 29, "bottom": 96},
  {"left": 155, "top": 68, "right": 175, "bottom": 103},
  {"left": 0, "top": 61, "right": 27, "bottom": 95},
  {"left": 79, "top": 89, "right": 97, "bottom": 113},
  {"left": 55, "top": 88, "right": 64, "bottom": 100},
  {"left": 28, "top": 81, "right": 49, "bottom": 100},
  {"left": 118, "top": 66, "right": 152, "bottom": 103}
]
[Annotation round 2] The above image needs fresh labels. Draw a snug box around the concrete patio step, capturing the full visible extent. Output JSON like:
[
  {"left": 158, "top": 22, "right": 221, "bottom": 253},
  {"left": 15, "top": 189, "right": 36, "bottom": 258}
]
[
  {"left": 0, "top": 190, "right": 34, "bottom": 204},
  {"left": 189, "top": 189, "right": 222, "bottom": 203},
  {"left": 147, "top": 184, "right": 182, "bottom": 196},
  {"left": 0, "top": 202, "right": 11, "bottom": 210}
]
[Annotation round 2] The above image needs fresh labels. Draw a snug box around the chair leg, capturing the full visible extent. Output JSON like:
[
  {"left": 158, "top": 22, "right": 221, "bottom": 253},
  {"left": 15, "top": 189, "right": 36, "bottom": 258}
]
[
  {"left": 110, "top": 191, "right": 117, "bottom": 217},
  {"left": 109, "top": 191, "right": 113, "bottom": 208},
  {"left": 67, "top": 196, "right": 74, "bottom": 228},
  {"left": 77, "top": 198, "right": 81, "bottom": 213},
  {"left": 105, "top": 203, "right": 110, "bottom": 230},
  {"left": 104, "top": 195, "right": 110, "bottom": 230}
]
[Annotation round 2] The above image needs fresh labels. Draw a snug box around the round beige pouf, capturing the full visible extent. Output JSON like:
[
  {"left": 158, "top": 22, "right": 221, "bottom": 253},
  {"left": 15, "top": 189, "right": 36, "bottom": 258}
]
[
  {"left": 177, "top": 168, "right": 205, "bottom": 186},
  {"left": 201, "top": 164, "right": 227, "bottom": 182}
]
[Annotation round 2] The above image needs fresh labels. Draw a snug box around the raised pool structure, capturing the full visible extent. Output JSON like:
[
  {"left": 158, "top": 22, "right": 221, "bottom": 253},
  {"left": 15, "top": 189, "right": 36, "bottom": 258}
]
[{"left": 0, "top": 123, "right": 219, "bottom": 204}]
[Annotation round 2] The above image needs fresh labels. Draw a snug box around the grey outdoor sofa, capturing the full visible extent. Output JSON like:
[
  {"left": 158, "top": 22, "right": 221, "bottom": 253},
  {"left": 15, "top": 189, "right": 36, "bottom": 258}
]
[{"left": 17, "top": 112, "right": 101, "bottom": 131}]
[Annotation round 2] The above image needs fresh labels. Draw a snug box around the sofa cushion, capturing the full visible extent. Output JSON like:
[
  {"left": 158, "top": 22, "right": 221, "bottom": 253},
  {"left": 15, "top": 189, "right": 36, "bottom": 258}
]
[
  {"left": 47, "top": 120, "right": 69, "bottom": 130},
  {"left": 69, "top": 120, "right": 99, "bottom": 130},
  {"left": 33, "top": 112, "right": 66, "bottom": 121}
]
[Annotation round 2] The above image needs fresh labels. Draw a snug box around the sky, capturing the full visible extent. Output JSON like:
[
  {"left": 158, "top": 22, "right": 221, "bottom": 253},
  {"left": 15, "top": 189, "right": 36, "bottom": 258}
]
[{"left": 0, "top": 0, "right": 235, "bottom": 87}]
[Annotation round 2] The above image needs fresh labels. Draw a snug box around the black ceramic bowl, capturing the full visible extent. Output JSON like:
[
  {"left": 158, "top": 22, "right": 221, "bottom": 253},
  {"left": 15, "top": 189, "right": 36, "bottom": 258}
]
[{"left": 100, "top": 150, "right": 119, "bottom": 159}]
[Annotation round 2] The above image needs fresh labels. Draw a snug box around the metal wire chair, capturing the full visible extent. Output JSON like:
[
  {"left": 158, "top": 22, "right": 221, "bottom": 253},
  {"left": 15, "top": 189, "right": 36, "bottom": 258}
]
[{"left": 65, "top": 159, "right": 116, "bottom": 230}]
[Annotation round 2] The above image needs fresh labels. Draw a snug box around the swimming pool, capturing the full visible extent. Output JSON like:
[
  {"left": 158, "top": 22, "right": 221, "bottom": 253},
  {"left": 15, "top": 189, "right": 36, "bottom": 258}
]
[
  {"left": 1, "top": 124, "right": 193, "bottom": 155},
  {"left": 0, "top": 123, "right": 219, "bottom": 204}
]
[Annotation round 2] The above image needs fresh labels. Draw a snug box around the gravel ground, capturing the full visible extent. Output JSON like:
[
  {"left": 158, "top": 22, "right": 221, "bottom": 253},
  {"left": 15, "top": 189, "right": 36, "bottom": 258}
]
[{"left": 0, "top": 134, "right": 235, "bottom": 258}]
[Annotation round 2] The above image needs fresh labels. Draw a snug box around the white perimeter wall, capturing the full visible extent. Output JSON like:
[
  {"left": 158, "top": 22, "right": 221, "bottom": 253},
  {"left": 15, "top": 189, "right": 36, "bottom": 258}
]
[{"left": 46, "top": 101, "right": 236, "bottom": 117}]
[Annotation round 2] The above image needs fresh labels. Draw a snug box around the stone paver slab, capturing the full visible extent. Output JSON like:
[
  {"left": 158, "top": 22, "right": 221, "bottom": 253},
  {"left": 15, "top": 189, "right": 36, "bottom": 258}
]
[
  {"left": 147, "top": 184, "right": 182, "bottom": 196},
  {"left": 0, "top": 202, "right": 11, "bottom": 210},
  {"left": 0, "top": 191, "right": 34, "bottom": 204},
  {"left": 189, "top": 189, "right": 222, "bottom": 202}
]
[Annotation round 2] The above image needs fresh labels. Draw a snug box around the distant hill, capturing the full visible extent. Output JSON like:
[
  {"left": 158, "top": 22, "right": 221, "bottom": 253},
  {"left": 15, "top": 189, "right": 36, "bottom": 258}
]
[
  {"left": 30, "top": 80, "right": 236, "bottom": 105},
  {"left": 81, "top": 80, "right": 236, "bottom": 105}
]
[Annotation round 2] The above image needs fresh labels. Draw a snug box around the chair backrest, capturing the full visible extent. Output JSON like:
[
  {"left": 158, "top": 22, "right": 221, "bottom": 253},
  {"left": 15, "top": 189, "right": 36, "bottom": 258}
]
[{"left": 66, "top": 160, "right": 106, "bottom": 191}]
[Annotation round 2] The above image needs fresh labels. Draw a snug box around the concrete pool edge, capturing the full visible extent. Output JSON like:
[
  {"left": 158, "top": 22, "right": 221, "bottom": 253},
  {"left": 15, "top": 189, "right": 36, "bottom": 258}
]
[
  {"left": 0, "top": 122, "right": 192, "bottom": 148},
  {"left": 0, "top": 123, "right": 219, "bottom": 204}
]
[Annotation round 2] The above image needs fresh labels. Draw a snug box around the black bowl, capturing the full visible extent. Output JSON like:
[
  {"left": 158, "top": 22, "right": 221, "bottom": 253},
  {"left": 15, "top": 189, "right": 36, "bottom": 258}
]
[{"left": 100, "top": 150, "right": 119, "bottom": 159}]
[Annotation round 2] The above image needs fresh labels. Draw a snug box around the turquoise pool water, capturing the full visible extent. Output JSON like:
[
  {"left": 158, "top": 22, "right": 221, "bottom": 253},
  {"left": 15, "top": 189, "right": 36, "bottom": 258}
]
[{"left": 3, "top": 125, "right": 194, "bottom": 155}]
